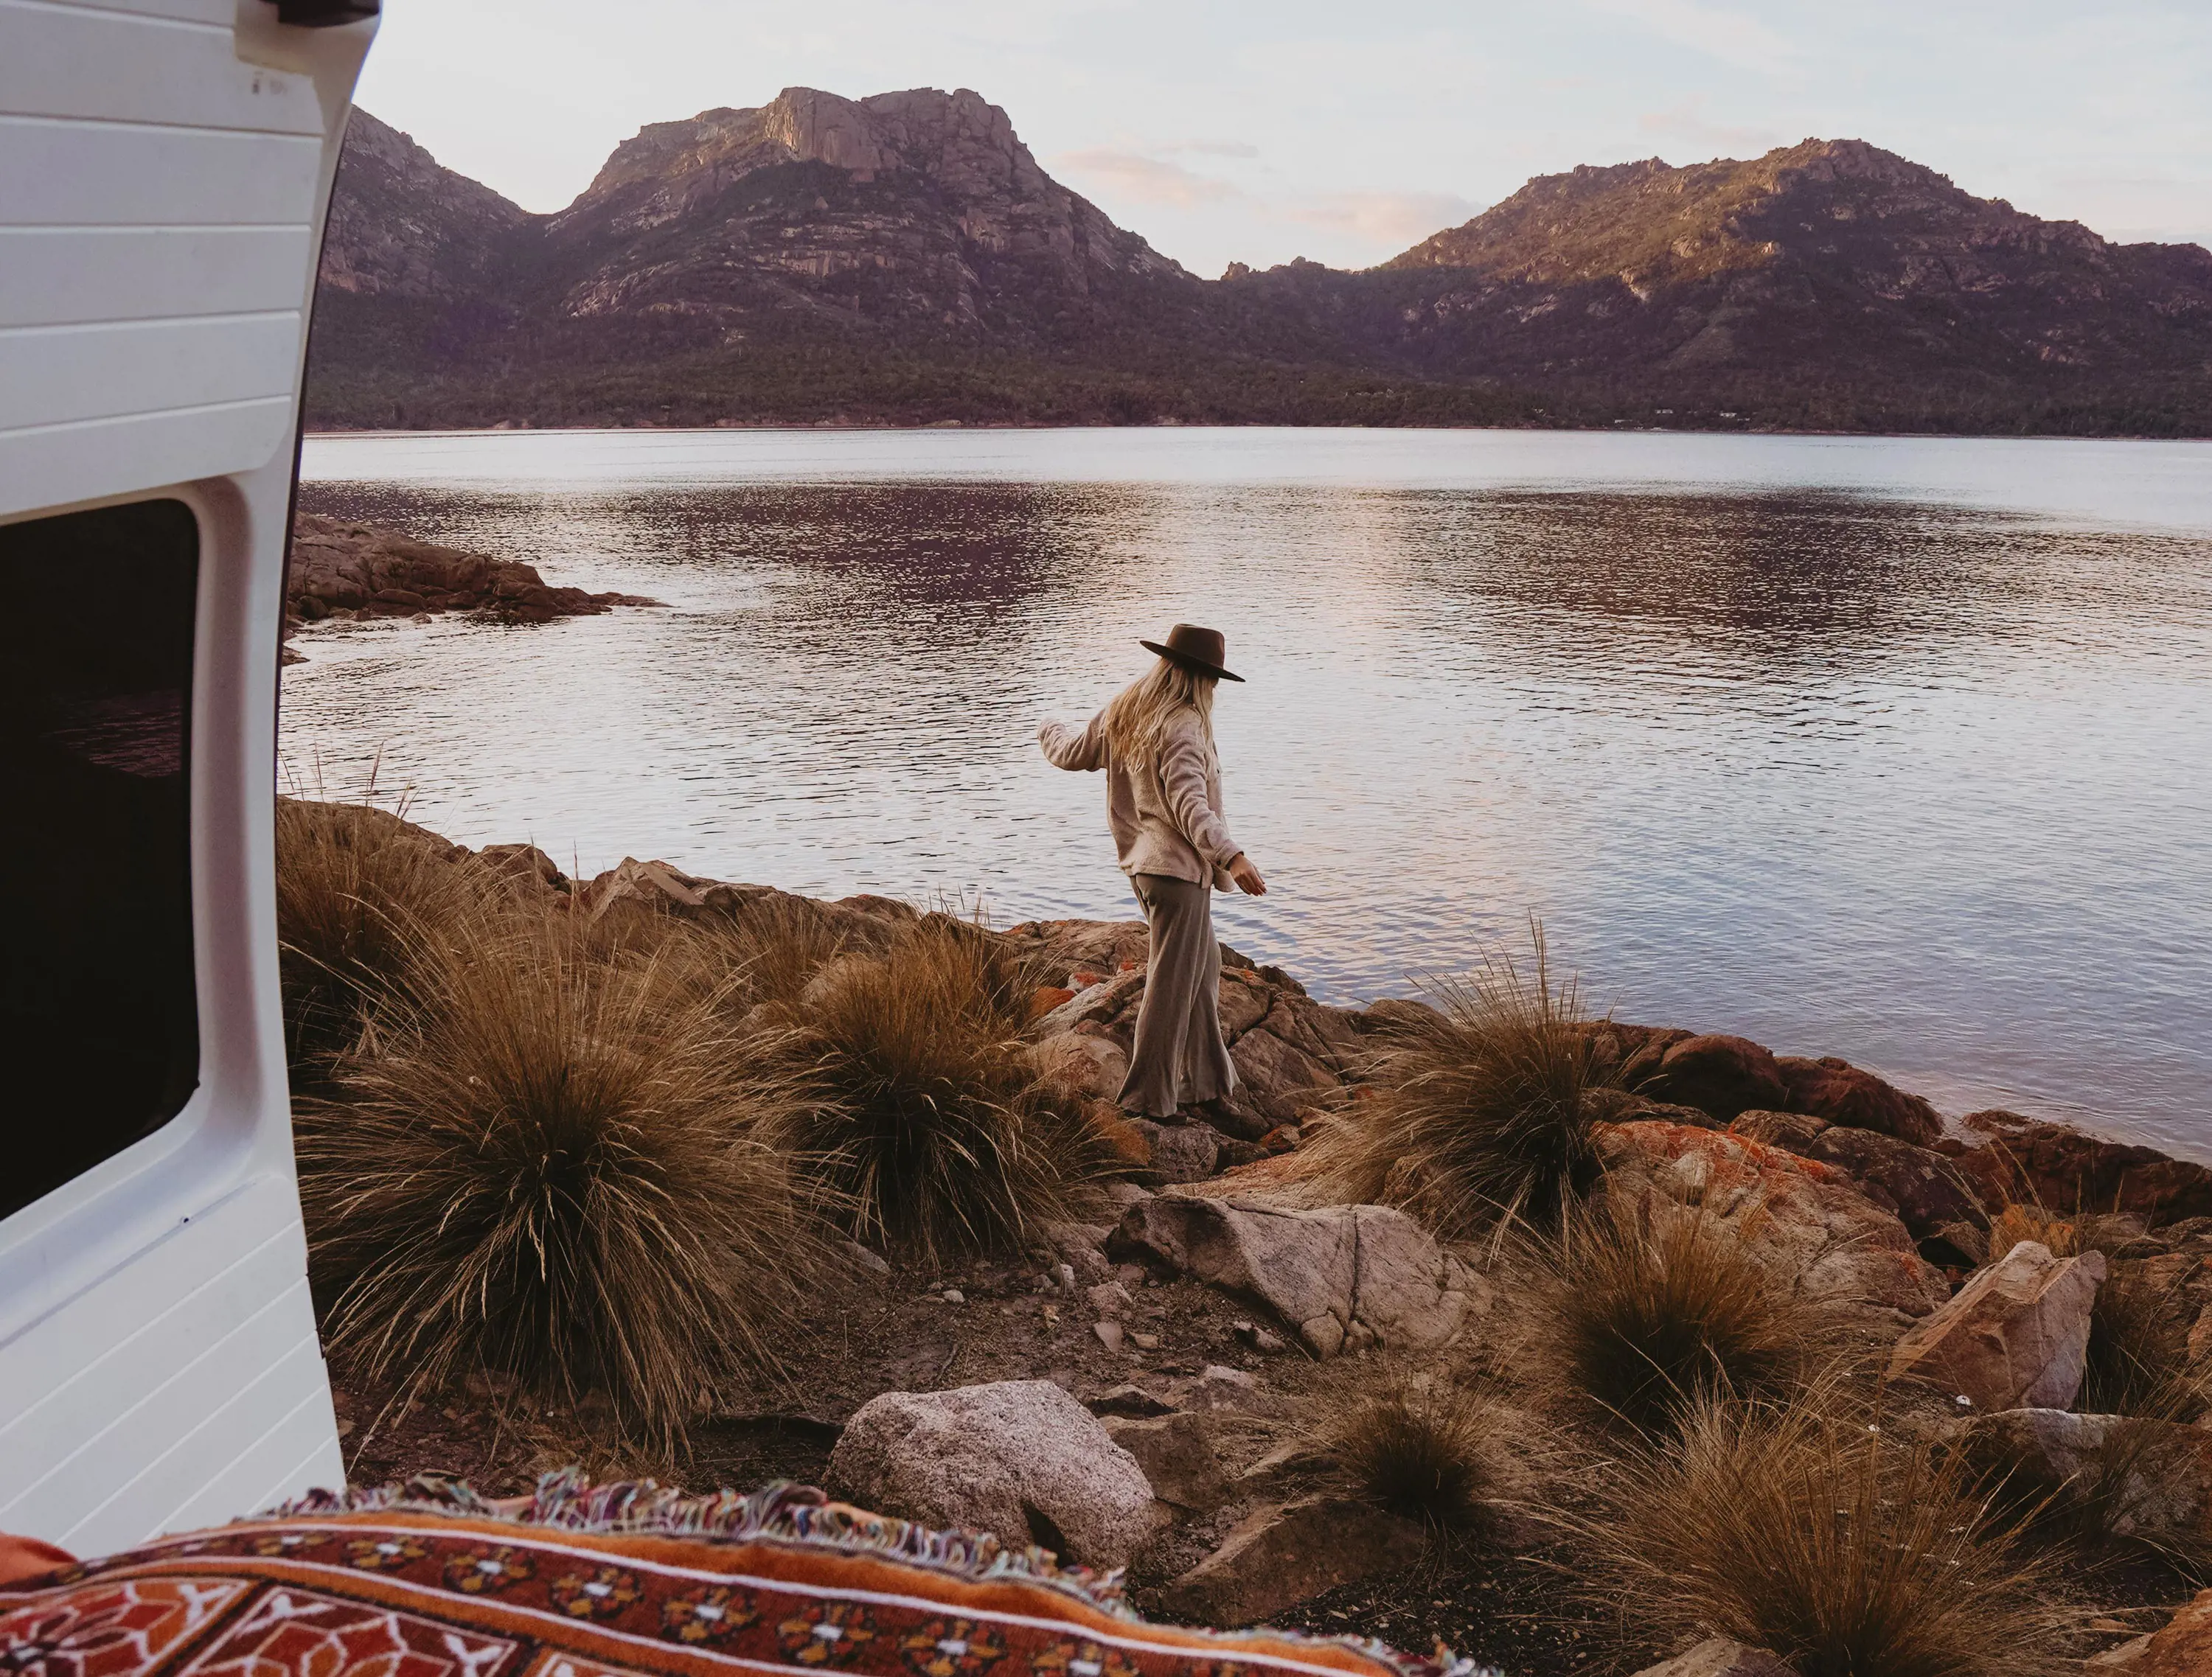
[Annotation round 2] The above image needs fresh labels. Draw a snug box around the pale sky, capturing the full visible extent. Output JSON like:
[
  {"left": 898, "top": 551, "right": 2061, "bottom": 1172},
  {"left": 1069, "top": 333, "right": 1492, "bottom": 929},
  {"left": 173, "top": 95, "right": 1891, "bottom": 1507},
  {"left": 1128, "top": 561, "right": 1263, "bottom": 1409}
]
[{"left": 353, "top": 0, "right": 2212, "bottom": 278}]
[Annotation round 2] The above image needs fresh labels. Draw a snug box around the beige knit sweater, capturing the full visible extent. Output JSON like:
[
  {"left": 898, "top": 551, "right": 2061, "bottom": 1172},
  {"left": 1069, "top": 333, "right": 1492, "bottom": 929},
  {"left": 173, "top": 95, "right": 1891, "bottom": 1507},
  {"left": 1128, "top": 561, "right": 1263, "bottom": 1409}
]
[{"left": 1038, "top": 708, "right": 1241, "bottom": 889}]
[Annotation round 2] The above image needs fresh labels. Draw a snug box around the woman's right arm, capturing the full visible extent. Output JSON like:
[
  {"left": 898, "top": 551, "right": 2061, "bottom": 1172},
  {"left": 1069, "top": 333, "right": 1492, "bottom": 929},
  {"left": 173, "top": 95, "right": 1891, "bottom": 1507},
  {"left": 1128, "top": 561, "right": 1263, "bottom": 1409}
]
[{"left": 1037, "top": 710, "right": 1107, "bottom": 771}]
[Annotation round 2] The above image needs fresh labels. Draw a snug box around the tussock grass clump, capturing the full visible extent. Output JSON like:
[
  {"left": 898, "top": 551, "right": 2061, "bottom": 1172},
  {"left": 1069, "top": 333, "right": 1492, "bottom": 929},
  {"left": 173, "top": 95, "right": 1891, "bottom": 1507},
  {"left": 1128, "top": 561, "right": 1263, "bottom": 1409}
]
[
  {"left": 1983, "top": 1200, "right": 2146, "bottom": 1265},
  {"left": 296, "top": 904, "right": 810, "bottom": 1447},
  {"left": 2083, "top": 1258, "right": 2207, "bottom": 1420},
  {"left": 765, "top": 913, "right": 1107, "bottom": 1258},
  {"left": 1321, "top": 1378, "right": 1509, "bottom": 1538},
  {"left": 274, "top": 794, "right": 484, "bottom": 1062},
  {"left": 1591, "top": 1390, "right": 2067, "bottom": 1677},
  {"left": 1542, "top": 1196, "right": 1825, "bottom": 1433},
  {"left": 1304, "top": 924, "right": 1612, "bottom": 1237},
  {"left": 1963, "top": 1410, "right": 2212, "bottom": 1575}
]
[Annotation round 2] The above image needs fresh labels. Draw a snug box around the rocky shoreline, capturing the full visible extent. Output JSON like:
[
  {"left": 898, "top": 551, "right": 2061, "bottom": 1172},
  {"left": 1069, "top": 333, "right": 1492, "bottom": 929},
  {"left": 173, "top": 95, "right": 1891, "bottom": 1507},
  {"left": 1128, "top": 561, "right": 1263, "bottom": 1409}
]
[
  {"left": 307, "top": 812, "right": 2212, "bottom": 1676},
  {"left": 283, "top": 512, "right": 661, "bottom": 660},
  {"left": 555, "top": 845, "right": 2212, "bottom": 1252}
]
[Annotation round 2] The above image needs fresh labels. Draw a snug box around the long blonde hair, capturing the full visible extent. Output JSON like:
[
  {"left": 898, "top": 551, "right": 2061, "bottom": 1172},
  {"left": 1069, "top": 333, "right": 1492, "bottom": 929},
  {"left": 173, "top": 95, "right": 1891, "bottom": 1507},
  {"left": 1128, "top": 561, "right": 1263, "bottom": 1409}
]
[{"left": 1102, "top": 656, "right": 1217, "bottom": 772}]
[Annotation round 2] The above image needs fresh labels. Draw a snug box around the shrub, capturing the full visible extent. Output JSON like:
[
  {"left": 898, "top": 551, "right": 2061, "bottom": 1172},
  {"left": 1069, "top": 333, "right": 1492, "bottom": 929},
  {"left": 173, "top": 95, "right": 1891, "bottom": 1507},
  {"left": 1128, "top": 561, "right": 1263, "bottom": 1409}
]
[
  {"left": 1321, "top": 1377, "right": 1507, "bottom": 1538},
  {"left": 1303, "top": 922, "right": 1611, "bottom": 1237},
  {"left": 1543, "top": 1196, "right": 1823, "bottom": 1433},
  {"left": 1590, "top": 1390, "right": 2067, "bottom": 1677},
  {"left": 274, "top": 795, "right": 484, "bottom": 1064},
  {"left": 296, "top": 903, "right": 810, "bottom": 1447},
  {"left": 765, "top": 913, "right": 1107, "bottom": 1257}
]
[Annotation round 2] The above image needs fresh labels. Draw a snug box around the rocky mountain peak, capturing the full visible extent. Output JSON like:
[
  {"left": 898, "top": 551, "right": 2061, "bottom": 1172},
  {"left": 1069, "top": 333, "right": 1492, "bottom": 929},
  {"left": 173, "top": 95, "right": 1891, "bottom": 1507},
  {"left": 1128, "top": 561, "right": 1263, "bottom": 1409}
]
[
  {"left": 515, "top": 83, "right": 1185, "bottom": 335},
  {"left": 321, "top": 111, "right": 527, "bottom": 298},
  {"left": 1379, "top": 135, "right": 2154, "bottom": 293},
  {"left": 554, "top": 86, "right": 1135, "bottom": 261}
]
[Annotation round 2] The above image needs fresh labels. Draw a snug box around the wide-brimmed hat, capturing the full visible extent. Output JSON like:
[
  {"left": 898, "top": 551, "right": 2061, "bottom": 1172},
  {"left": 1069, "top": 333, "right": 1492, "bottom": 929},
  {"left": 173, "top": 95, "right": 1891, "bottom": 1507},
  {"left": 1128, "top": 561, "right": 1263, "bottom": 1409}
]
[{"left": 1139, "top": 623, "right": 1244, "bottom": 683}]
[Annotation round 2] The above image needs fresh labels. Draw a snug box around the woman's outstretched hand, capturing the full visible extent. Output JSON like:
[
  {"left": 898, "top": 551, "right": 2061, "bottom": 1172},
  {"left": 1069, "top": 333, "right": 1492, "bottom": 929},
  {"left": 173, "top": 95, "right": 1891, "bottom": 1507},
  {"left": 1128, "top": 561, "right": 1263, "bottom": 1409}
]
[{"left": 1228, "top": 854, "right": 1267, "bottom": 896}]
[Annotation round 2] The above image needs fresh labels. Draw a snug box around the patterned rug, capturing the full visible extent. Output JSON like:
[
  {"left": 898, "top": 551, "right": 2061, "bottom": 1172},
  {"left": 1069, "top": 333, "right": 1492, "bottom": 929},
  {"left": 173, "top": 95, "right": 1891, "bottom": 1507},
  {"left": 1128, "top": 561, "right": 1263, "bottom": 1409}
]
[{"left": 0, "top": 1477, "right": 1492, "bottom": 1677}]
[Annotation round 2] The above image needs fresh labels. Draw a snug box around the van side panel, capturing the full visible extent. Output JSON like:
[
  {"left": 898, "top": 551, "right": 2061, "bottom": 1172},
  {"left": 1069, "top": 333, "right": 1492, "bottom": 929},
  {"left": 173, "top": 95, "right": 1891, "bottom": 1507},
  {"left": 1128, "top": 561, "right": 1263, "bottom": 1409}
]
[{"left": 0, "top": 0, "right": 374, "bottom": 1548}]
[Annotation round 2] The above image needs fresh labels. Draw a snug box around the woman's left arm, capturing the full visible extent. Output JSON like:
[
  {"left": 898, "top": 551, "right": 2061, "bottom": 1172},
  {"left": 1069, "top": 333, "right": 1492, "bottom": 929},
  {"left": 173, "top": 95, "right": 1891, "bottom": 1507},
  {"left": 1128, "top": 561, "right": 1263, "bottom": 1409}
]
[{"left": 1158, "top": 727, "right": 1242, "bottom": 873}]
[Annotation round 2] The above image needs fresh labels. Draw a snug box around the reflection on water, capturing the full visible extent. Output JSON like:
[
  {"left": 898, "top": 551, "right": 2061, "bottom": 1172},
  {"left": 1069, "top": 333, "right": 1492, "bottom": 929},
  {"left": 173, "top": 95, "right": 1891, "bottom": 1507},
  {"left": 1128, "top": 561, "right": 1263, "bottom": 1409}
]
[{"left": 287, "top": 431, "right": 2212, "bottom": 1154}]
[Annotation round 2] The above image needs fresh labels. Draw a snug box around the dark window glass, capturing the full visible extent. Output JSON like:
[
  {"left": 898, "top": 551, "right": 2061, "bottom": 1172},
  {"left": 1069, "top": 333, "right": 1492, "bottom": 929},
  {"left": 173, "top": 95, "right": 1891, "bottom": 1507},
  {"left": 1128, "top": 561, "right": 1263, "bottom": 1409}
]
[{"left": 1, "top": 500, "right": 199, "bottom": 1221}]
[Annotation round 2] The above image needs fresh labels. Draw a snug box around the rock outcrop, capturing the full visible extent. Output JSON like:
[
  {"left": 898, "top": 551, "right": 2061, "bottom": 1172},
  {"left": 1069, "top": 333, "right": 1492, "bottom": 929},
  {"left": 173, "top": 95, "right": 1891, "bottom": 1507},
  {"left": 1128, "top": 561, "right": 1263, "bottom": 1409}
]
[
  {"left": 1599, "top": 1120, "right": 1952, "bottom": 1316},
  {"left": 2087, "top": 1589, "right": 2212, "bottom": 1673},
  {"left": 1774, "top": 1055, "right": 1943, "bottom": 1146},
  {"left": 1109, "top": 1195, "right": 1484, "bottom": 1357},
  {"left": 1887, "top": 1240, "right": 2107, "bottom": 1409},
  {"left": 285, "top": 513, "right": 659, "bottom": 654},
  {"left": 826, "top": 1380, "right": 1155, "bottom": 1570},
  {"left": 1940, "top": 1109, "right": 2212, "bottom": 1222},
  {"left": 1728, "top": 1112, "right": 1988, "bottom": 1256}
]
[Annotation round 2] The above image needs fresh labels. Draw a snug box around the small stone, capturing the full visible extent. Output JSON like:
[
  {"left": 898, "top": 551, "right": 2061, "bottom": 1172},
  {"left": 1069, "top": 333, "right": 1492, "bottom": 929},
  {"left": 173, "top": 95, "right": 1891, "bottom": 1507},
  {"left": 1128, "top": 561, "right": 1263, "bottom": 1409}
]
[
  {"left": 1100, "top": 1182, "right": 1153, "bottom": 1215},
  {"left": 841, "top": 1240, "right": 892, "bottom": 1281},
  {"left": 1088, "top": 1383, "right": 1176, "bottom": 1418},
  {"left": 1094, "top": 1320, "right": 1125, "bottom": 1352},
  {"left": 1630, "top": 1641, "right": 1795, "bottom": 1677},
  {"left": 1104, "top": 1411, "right": 1228, "bottom": 1510},
  {"left": 1143, "top": 1122, "right": 1220, "bottom": 1184},
  {"left": 1154, "top": 1496, "right": 1426, "bottom": 1627},
  {"left": 1188, "top": 1364, "right": 1262, "bottom": 1410},
  {"left": 1129, "top": 1331, "right": 1161, "bottom": 1350},
  {"left": 1088, "top": 1282, "right": 1133, "bottom": 1317}
]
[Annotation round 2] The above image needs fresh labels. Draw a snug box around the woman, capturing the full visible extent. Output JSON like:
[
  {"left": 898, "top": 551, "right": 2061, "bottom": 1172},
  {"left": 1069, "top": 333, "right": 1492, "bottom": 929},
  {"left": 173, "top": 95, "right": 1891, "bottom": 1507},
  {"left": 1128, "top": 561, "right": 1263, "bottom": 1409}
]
[{"left": 1039, "top": 623, "right": 1266, "bottom": 1120}]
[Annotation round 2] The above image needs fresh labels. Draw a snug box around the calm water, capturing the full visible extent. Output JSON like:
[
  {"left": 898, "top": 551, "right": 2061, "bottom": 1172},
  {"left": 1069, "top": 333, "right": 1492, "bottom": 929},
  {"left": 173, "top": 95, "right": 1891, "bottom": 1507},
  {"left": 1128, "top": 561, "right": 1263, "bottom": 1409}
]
[{"left": 291, "top": 429, "right": 2212, "bottom": 1153}]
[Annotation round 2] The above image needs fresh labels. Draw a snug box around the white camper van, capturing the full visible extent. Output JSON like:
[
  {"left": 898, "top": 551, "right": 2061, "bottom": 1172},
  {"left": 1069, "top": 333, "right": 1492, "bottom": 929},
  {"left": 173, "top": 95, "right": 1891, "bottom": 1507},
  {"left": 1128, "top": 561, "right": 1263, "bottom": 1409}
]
[{"left": 0, "top": 0, "right": 378, "bottom": 1558}]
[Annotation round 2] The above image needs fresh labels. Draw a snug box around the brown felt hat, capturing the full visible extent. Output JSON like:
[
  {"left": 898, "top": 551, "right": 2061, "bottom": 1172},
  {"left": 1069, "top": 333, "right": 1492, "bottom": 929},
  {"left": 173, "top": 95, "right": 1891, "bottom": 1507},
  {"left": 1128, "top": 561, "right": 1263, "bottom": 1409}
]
[{"left": 1139, "top": 623, "right": 1243, "bottom": 683}]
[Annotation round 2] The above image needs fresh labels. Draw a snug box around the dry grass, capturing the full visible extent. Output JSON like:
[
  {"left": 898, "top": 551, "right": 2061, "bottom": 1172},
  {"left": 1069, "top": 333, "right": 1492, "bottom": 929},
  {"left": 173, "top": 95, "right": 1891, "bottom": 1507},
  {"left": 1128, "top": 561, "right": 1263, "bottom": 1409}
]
[
  {"left": 296, "top": 901, "right": 813, "bottom": 1448},
  {"left": 1321, "top": 1377, "right": 1512, "bottom": 1538},
  {"left": 1962, "top": 1410, "right": 2212, "bottom": 1577},
  {"left": 274, "top": 794, "right": 484, "bottom": 1064},
  {"left": 1540, "top": 1194, "right": 1829, "bottom": 1434},
  {"left": 763, "top": 913, "right": 1109, "bottom": 1258},
  {"left": 2082, "top": 1258, "right": 2208, "bottom": 1420},
  {"left": 1587, "top": 1389, "right": 2070, "bottom": 1677},
  {"left": 1301, "top": 923, "right": 1612, "bottom": 1237},
  {"left": 1983, "top": 1201, "right": 2146, "bottom": 1265}
]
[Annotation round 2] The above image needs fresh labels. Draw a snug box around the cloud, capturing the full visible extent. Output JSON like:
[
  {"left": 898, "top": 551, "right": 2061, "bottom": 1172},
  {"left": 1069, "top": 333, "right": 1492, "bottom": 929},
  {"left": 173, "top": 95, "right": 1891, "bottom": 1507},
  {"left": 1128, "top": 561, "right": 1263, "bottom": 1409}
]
[
  {"left": 1283, "top": 189, "right": 1482, "bottom": 251},
  {"left": 1054, "top": 147, "right": 1240, "bottom": 206},
  {"left": 1161, "top": 139, "right": 1261, "bottom": 160},
  {"left": 1582, "top": 0, "right": 1800, "bottom": 76},
  {"left": 1636, "top": 97, "right": 1784, "bottom": 158}
]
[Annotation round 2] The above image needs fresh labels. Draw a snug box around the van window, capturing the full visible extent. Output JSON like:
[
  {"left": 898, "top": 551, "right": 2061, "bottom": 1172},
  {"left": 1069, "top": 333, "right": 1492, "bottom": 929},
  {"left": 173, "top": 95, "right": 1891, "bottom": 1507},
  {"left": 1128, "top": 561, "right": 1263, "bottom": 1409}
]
[{"left": 0, "top": 500, "right": 200, "bottom": 1221}]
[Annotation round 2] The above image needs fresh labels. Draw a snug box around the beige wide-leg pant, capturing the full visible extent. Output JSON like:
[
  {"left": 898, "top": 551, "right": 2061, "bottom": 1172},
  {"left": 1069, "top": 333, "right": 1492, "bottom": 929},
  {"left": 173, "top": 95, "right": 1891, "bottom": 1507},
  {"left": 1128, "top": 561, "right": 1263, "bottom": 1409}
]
[{"left": 1118, "top": 871, "right": 1237, "bottom": 1119}]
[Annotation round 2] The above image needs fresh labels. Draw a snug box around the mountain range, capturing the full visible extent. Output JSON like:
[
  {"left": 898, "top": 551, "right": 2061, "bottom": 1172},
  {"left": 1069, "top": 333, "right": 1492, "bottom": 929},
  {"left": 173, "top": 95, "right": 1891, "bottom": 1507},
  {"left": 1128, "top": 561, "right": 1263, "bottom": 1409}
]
[{"left": 304, "top": 86, "right": 2212, "bottom": 435}]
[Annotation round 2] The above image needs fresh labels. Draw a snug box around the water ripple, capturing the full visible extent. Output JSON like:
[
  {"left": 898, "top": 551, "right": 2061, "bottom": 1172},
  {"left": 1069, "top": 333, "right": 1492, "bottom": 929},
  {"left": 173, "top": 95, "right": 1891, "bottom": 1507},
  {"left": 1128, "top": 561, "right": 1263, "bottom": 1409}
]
[{"left": 288, "top": 430, "right": 2212, "bottom": 1154}]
